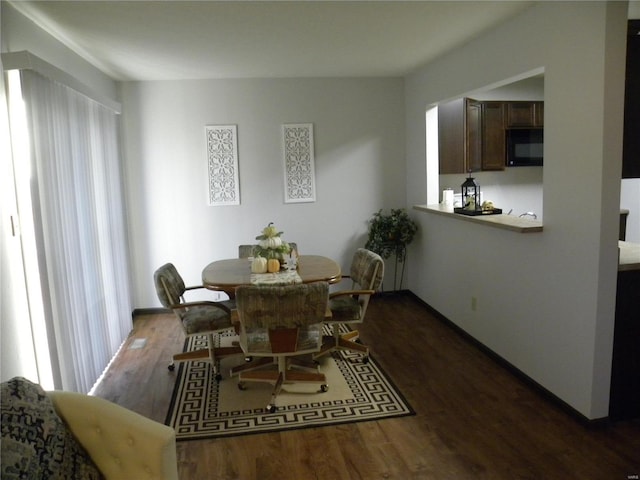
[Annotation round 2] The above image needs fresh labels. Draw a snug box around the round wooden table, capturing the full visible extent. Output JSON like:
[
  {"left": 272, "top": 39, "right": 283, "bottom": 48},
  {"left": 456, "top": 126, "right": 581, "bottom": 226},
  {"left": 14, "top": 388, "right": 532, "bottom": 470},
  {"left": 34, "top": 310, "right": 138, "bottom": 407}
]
[{"left": 202, "top": 255, "right": 342, "bottom": 295}]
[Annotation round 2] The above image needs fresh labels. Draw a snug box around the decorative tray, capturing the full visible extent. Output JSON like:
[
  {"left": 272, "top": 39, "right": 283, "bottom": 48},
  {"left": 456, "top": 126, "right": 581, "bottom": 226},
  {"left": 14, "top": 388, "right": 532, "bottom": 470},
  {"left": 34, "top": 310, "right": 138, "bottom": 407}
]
[{"left": 454, "top": 207, "right": 503, "bottom": 216}]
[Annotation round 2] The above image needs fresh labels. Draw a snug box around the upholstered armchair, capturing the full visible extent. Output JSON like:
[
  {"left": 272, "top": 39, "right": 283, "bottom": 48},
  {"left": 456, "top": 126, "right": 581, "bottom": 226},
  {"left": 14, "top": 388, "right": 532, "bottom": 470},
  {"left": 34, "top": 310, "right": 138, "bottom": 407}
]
[
  {"left": 154, "top": 262, "right": 242, "bottom": 380},
  {"left": 313, "top": 248, "right": 384, "bottom": 363},
  {"left": 234, "top": 282, "right": 329, "bottom": 413}
]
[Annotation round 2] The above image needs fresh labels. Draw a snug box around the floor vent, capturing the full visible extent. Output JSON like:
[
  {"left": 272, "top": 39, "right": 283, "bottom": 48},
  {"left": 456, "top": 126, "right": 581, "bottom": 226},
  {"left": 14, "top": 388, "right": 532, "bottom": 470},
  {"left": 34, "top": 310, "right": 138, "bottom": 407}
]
[{"left": 129, "top": 338, "right": 147, "bottom": 350}]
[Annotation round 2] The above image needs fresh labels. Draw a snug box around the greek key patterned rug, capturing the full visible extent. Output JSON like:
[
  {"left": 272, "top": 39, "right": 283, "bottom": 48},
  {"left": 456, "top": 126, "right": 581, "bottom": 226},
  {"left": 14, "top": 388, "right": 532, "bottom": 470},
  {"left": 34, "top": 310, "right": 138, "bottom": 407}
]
[{"left": 164, "top": 329, "right": 414, "bottom": 441}]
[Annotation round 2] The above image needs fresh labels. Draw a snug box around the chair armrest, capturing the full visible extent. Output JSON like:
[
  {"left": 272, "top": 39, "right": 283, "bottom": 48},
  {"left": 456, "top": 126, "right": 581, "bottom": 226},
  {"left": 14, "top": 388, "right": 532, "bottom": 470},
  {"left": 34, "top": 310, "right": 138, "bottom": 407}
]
[
  {"left": 170, "top": 300, "right": 232, "bottom": 314},
  {"left": 329, "top": 289, "right": 375, "bottom": 299},
  {"left": 184, "top": 284, "right": 233, "bottom": 303},
  {"left": 184, "top": 284, "right": 205, "bottom": 292},
  {"left": 47, "top": 391, "right": 178, "bottom": 480}
]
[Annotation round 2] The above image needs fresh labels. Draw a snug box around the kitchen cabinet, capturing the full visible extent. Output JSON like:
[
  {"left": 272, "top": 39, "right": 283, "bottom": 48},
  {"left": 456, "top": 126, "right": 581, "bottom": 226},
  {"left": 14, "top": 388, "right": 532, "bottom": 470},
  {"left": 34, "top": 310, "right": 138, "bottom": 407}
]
[
  {"left": 438, "top": 98, "right": 481, "bottom": 174},
  {"left": 623, "top": 20, "right": 640, "bottom": 179},
  {"left": 481, "top": 102, "right": 506, "bottom": 171},
  {"left": 506, "top": 101, "right": 544, "bottom": 128},
  {"left": 439, "top": 98, "right": 545, "bottom": 173},
  {"left": 466, "top": 99, "right": 482, "bottom": 173}
]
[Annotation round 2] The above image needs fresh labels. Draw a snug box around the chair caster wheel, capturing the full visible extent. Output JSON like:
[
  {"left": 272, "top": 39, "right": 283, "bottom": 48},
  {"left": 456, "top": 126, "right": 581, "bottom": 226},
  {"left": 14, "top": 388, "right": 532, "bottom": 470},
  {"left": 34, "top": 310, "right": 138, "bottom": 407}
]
[
  {"left": 320, "top": 384, "right": 329, "bottom": 393},
  {"left": 214, "top": 373, "right": 222, "bottom": 382},
  {"left": 266, "top": 404, "right": 276, "bottom": 413},
  {"left": 238, "top": 382, "right": 246, "bottom": 390},
  {"left": 168, "top": 363, "right": 175, "bottom": 371}
]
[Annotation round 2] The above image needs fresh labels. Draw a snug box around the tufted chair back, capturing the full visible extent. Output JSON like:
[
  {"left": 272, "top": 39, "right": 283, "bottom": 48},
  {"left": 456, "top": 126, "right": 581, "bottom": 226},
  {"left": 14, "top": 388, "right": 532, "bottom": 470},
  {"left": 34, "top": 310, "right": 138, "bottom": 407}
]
[
  {"left": 238, "top": 242, "right": 298, "bottom": 258},
  {"left": 350, "top": 248, "right": 384, "bottom": 291},
  {"left": 154, "top": 263, "right": 186, "bottom": 309},
  {"left": 236, "top": 282, "right": 328, "bottom": 354}
]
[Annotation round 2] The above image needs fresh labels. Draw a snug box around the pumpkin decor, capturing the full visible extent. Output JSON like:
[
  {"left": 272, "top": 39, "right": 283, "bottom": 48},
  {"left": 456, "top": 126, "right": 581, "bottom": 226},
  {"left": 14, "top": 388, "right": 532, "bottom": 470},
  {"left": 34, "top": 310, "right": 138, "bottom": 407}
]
[
  {"left": 267, "top": 258, "right": 281, "bottom": 273},
  {"left": 254, "top": 222, "right": 291, "bottom": 265},
  {"left": 251, "top": 256, "right": 268, "bottom": 274}
]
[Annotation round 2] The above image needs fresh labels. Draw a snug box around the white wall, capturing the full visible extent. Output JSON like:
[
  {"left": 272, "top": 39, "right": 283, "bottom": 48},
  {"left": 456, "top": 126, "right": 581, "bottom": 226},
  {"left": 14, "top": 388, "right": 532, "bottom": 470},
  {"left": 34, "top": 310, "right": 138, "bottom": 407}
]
[
  {"left": 405, "top": 2, "right": 628, "bottom": 419},
  {"left": 119, "top": 78, "right": 405, "bottom": 307}
]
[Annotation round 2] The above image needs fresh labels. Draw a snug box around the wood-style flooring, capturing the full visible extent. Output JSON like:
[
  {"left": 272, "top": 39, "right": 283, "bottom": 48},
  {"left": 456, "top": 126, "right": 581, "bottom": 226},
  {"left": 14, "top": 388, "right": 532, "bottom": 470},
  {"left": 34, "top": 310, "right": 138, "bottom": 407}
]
[{"left": 92, "top": 292, "right": 640, "bottom": 480}]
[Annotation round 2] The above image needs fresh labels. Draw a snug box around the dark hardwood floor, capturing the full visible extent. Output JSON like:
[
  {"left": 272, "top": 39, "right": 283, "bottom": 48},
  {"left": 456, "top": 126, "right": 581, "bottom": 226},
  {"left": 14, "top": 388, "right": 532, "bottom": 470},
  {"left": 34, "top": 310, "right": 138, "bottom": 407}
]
[{"left": 92, "top": 292, "right": 640, "bottom": 479}]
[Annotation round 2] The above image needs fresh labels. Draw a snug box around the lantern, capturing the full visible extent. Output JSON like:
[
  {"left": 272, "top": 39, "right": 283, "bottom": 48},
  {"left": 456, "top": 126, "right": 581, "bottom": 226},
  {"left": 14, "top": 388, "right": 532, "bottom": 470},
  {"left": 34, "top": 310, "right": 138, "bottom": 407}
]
[{"left": 461, "top": 174, "right": 480, "bottom": 212}]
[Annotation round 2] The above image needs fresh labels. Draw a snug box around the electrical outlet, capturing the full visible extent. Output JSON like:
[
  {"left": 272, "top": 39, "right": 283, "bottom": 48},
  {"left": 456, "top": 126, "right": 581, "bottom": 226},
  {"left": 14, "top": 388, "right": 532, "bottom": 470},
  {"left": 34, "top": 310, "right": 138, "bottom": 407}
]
[{"left": 471, "top": 296, "right": 478, "bottom": 311}]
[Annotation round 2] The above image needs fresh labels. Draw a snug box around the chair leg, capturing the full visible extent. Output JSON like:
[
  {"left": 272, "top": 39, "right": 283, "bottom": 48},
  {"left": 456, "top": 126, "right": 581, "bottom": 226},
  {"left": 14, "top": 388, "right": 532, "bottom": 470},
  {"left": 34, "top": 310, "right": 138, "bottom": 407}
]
[
  {"left": 206, "top": 333, "right": 221, "bottom": 381},
  {"left": 266, "top": 371, "right": 285, "bottom": 413},
  {"left": 238, "top": 356, "right": 327, "bottom": 413},
  {"left": 312, "top": 324, "right": 369, "bottom": 361},
  {"left": 169, "top": 332, "right": 243, "bottom": 381},
  {"left": 229, "top": 357, "right": 273, "bottom": 377}
]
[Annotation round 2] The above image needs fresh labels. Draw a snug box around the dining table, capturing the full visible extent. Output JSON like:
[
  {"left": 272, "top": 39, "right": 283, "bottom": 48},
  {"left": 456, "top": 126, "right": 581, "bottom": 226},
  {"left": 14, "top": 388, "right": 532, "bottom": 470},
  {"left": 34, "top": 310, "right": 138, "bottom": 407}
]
[{"left": 202, "top": 254, "right": 342, "bottom": 296}]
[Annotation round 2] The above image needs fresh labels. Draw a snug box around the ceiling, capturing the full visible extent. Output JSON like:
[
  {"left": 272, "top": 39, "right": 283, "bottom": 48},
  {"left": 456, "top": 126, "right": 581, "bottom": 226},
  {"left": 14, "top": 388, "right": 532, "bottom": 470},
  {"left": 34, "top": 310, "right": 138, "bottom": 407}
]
[{"left": 8, "top": 0, "right": 541, "bottom": 81}]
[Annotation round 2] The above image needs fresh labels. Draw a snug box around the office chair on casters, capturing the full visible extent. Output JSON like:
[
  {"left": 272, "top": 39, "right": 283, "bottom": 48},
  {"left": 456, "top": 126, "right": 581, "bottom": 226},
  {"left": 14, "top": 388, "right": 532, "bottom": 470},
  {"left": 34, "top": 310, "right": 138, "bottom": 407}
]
[
  {"left": 235, "top": 282, "right": 329, "bottom": 413},
  {"left": 238, "top": 242, "right": 298, "bottom": 259},
  {"left": 313, "top": 248, "right": 384, "bottom": 363},
  {"left": 153, "top": 263, "right": 242, "bottom": 381}
]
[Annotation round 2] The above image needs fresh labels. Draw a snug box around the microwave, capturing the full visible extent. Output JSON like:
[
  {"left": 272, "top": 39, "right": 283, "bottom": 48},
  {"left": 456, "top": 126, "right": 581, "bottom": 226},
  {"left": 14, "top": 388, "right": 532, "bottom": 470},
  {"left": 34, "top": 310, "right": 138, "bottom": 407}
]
[{"left": 506, "top": 128, "right": 543, "bottom": 166}]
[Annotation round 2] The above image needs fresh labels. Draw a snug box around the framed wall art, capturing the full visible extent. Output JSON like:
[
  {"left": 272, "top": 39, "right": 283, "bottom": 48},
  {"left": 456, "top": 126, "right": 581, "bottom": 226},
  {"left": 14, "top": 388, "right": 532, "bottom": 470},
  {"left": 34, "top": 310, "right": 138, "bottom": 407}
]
[
  {"left": 206, "top": 124, "right": 240, "bottom": 206},
  {"left": 282, "top": 123, "right": 316, "bottom": 203}
]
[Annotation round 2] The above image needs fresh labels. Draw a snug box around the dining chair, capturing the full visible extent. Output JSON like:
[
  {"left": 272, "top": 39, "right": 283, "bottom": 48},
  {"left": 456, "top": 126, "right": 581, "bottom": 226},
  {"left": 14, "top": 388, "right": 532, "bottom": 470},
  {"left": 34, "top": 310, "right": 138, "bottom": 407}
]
[
  {"left": 153, "top": 263, "right": 242, "bottom": 381},
  {"left": 234, "top": 282, "right": 329, "bottom": 413},
  {"left": 313, "top": 248, "right": 384, "bottom": 363},
  {"left": 238, "top": 244, "right": 256, "bottom": 258},
  {"left": 238, "top": 242, "right": 298, "bottom": 258}
]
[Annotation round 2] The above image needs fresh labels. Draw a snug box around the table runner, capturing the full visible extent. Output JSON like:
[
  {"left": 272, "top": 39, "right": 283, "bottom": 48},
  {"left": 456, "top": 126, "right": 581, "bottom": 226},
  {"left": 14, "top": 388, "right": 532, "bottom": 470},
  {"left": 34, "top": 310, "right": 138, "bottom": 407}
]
[{"left": 250, "top": 270, "right": 302, "bottom": 285}]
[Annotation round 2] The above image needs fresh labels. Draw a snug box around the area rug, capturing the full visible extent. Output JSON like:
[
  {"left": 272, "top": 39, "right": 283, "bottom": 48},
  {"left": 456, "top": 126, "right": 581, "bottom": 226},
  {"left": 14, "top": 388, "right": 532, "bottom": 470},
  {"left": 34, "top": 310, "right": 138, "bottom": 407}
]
[{"left": 165, "top": 328, "right": 414, "bottom": 441}]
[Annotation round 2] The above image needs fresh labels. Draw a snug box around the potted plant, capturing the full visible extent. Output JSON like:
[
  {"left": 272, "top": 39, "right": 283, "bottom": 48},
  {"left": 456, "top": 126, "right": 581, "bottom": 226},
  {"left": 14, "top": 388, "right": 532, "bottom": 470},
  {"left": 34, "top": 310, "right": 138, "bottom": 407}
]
[{"left": 365, "top": 208, "right": 418, "bottom": 291}]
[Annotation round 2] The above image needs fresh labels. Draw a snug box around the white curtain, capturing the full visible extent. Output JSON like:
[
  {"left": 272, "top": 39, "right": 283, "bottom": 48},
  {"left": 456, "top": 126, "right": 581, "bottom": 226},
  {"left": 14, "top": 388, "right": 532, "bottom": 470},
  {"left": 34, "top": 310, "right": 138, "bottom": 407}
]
[{"left": 20, "top": 69, "right": 132, "bottom": 393}]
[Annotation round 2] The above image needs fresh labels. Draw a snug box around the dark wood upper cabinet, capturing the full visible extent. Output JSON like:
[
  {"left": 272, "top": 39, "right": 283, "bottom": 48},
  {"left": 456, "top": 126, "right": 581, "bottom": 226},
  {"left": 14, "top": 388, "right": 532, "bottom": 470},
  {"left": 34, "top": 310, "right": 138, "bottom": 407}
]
[
  {"left": 481, "top": 102, "right": 506, "bottom": 171},
  {"left": 439, "top": 98, "right": 543, "bottom": 173},
  {"left": 507, "top": 101, "right": 544, "bottom": 128},
  {"left": 466, "top": 99, "right": 483, "bottom": 173},
  {"left": 438, "top": 98, "right": 481, "bottom": 174},
  {"left": 623, "top": 20, "right": 640, "bottom": 179},
  {"left": 438, "top": 98, "right": 465, "bottom": 174}
]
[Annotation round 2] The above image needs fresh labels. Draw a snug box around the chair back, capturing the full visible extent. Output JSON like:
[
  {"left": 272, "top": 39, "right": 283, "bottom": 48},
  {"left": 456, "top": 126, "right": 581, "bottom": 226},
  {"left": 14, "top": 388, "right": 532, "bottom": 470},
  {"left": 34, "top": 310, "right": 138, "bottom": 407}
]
[
  {"left": 235, "top": 282, "right": 328, "bottom": 355},
  {"left": 350, "top": 248, "right": 384, "bottom": 290},
  {"left": 153, "top": 263, "right": 186, "bottom": 308},
  {"left": 238, "top": 242, "right": 298, "bottom": 258},
  {"left": 238, "top": 245, "right": 256, "bottom": 258},
  {"left": 348, "top": 248, "right": 384, "bottom": 320}
]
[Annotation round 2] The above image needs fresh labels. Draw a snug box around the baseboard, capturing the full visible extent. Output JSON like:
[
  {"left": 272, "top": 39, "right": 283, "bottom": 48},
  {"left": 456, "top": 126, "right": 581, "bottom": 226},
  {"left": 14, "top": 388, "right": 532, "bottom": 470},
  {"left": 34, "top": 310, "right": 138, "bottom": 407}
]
[
  {"left": 403, "top": 290, "right": 610, "bottom": 428},
  {"left": 132, "top": 307, "right": 171, "bottom": 317},
  {"left": 376, "top": 289, "right": 412, "bottom": 296}
]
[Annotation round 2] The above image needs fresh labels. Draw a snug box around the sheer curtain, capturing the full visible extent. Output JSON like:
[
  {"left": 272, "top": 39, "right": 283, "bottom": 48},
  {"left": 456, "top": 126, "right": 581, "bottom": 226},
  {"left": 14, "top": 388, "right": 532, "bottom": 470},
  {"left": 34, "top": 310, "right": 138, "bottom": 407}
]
[{"left": 20, "top": 69, "right": 132, "bottom": 393}]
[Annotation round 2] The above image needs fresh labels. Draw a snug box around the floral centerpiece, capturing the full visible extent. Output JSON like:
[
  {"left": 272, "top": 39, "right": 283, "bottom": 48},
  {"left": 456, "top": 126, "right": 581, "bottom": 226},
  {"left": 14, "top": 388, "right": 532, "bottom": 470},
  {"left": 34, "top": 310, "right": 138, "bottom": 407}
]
[{"left": 253, "top": 222, "right": 291, "bottom": 272}]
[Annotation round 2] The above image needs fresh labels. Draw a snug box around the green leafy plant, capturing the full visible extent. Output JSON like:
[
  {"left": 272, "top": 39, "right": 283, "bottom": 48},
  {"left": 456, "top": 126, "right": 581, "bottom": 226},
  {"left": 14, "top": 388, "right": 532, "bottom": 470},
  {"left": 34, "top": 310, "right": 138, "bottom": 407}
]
[{"left": 365, "top": 209, "right": 418, "bottom": 290}]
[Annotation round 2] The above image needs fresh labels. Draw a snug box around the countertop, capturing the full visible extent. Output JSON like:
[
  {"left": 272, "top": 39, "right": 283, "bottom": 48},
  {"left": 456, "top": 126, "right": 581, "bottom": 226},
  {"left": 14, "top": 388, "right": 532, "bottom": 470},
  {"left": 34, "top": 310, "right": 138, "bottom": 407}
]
[
  {"left": 619, "top": 241, "right": 640, "bottom": 271},
  {"left": 415, "top": 204, "right": 639, "bottom": 270},
  {"left": 413, "top": 204, "right": 543, "bottom": 233}
]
